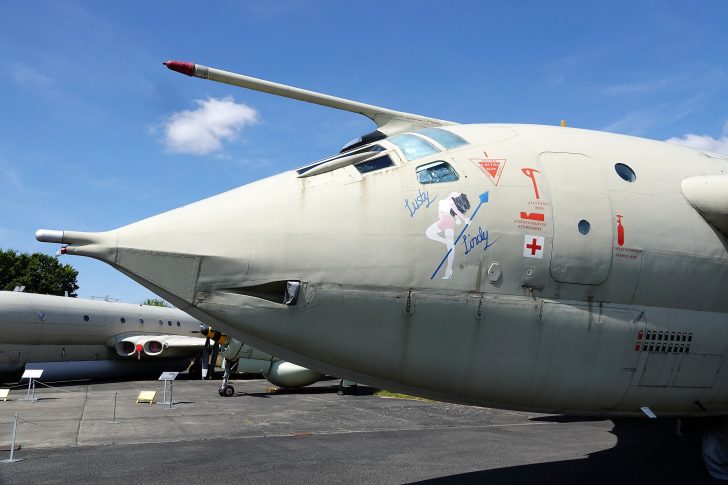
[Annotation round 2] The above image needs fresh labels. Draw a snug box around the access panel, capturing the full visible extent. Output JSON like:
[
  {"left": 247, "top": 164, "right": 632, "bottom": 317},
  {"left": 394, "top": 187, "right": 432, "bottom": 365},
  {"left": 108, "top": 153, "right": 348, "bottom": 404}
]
[{"left": 539, "top": 152, "right": 612, "bottom": 285}]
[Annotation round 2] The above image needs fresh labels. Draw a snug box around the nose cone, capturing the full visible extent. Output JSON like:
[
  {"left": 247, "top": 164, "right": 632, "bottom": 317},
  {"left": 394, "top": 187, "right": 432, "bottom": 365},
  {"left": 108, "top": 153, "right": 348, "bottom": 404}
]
[
  {"left": 37, "top": 172, "right": 295, "bottom": 308},
  {"left": 35, "top": 228, "right": 117, "bottom": 263}
]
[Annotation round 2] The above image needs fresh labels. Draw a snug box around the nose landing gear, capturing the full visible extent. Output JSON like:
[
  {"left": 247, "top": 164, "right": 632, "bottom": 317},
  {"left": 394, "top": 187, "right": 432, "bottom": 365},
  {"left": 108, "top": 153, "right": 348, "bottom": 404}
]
[
  {"left": 218, "top": 384, "right": 235, "bottom": 397},
  {"left": 218, "top": 358, "right": 236, "bottom": 397}
]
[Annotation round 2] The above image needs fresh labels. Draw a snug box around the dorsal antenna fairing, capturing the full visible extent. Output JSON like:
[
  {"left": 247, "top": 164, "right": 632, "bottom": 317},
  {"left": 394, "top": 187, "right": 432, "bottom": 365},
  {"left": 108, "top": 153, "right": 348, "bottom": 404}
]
[{"left": 163, "top": 60, "right": 456, "bottom": 138}]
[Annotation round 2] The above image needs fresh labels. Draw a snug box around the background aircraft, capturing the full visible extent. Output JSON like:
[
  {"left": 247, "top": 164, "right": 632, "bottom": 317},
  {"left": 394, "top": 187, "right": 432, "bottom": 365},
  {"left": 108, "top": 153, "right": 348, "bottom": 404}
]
[
  {"left": 0, "top": 290, "right": 328, "bottom": 389},
  {"left": 0, "top": 290, "right": 204, "bottom": 381}
]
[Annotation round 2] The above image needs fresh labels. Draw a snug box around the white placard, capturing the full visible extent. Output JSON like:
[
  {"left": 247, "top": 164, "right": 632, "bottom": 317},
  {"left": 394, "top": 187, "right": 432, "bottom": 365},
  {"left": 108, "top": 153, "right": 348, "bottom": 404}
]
[
  {"left": 21, "top": 369, "right": 43, "bottom": 379},
  {"left": 158, "top": 371, "right": 179, "bottom": 381}
]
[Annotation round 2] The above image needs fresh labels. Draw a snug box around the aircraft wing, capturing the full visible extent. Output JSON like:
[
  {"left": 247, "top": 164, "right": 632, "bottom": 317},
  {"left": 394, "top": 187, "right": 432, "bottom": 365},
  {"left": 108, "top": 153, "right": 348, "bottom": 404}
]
[{"left": 163, "top": 60, "right": 456, "bottom": 137}]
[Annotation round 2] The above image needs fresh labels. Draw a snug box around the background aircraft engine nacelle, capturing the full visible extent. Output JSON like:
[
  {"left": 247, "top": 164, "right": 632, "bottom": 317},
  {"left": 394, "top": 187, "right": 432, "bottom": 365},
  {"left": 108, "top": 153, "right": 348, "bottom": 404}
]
[
  {"left": 263, "top": 361, "right": 325, "bottom": 389},
  {"left": 115, "top": 339, "right": 140, "bottom": 358},
  {"left": 114, "top": 336, "right": 170, "bottom": 358},
  {"left": 143, "top": 340, "right": 165, "bottom": 356}
]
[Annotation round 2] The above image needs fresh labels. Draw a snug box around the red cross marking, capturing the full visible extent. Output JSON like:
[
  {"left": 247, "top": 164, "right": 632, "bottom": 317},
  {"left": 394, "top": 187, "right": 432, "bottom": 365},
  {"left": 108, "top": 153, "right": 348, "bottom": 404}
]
[{"left": 526, "top": 238, "right": 542, "bottom": 255}]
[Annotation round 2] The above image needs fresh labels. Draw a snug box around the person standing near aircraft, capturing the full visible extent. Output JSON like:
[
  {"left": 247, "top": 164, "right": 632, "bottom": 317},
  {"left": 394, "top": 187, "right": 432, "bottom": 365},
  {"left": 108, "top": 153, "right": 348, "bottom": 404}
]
[{"left": 425, "top": 192, "right": 471, "bottom": 279}]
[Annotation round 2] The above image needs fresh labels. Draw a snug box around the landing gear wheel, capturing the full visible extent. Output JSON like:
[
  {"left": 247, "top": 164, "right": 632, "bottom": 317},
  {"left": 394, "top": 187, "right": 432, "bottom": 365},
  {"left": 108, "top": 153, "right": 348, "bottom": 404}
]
[
  {"left": 337, "top": 379, "right": 358, "bottom": 396},
  {"left": 218, "top": 384, "right": 235, "bottom": 397}
]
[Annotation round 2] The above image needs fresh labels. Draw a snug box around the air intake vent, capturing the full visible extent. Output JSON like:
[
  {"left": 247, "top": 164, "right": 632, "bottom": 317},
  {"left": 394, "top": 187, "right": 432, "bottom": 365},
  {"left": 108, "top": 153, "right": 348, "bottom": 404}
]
[{"left": 226, "top": 281, "right": 301, "bottom": 306}]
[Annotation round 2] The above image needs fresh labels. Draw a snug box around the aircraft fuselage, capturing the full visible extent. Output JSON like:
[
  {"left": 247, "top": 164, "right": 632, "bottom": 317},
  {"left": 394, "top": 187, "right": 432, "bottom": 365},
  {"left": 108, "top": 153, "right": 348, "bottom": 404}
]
[{"left": 45, "top": 123, "right": 728, "bottom": 416}]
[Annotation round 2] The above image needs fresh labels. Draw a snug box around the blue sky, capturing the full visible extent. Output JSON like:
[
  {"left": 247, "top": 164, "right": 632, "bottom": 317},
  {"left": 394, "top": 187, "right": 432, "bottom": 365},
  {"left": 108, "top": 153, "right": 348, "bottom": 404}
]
[{"left": 1, "top": 1, "right": 727, "bottom": 303}]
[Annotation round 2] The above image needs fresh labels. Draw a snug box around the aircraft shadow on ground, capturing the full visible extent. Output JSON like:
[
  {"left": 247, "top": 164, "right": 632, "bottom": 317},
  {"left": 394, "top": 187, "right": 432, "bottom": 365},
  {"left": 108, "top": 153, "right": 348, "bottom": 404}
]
[
  {"left": 412, "top": 418, "right": 714, "bottom": 485},
  {"left": 242, "top": 385, "right": 376, "bottom": 398},
  {"left": 529, "top": 415, "right": 614, "bottom": 424},
  {"left": 0, "top": 370, "right": 251, "bottom": 388}
]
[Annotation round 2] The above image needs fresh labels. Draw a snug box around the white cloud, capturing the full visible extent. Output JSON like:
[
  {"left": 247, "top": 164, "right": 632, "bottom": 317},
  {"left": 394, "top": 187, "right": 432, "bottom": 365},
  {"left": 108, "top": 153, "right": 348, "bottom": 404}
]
[
  {"left": 0, "top": 159, "right": 56, "bottom": 198},
  {"left": 0, "top": 157, "right": 28, "bottom": 195},
  {"left": 4, "top": 168, "right": 26, "bottom": 193},
  {"left": 602, "top": 78, "right": 677, "bottom": 96},
  {"left": 539, "top": 54, "right": 584, "bottom": 87},
  {"left": 665, "top": 122, "right": 728, "bottom": 155},
  {"left": 602, "top": 95, "right": 704, "bottom": 135},
  {"left": 10, "top": 64, "right": 55, "bottom": 90},
  {"left": 162, "top": 97, "right": 258, "bottom": 155}
]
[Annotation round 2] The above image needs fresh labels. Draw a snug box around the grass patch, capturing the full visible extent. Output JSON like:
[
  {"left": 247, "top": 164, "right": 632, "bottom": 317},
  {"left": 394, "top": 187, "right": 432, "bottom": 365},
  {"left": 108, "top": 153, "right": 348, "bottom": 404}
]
[{"left": 374, "top": 390, "right": 432, "bottom": 401}]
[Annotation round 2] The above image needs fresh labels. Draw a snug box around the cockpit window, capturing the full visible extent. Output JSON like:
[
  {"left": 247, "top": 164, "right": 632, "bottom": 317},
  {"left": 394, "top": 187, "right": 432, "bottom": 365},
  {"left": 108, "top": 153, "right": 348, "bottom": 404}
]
[
  {"left": 297, "top": 144, "right": 385, "bottom": 175},
  {"left": 415, "top": 128, "right": 468, "bottom": 150},
  {"left": 339, "top": 131, "right": 387, "bottom": 153},
  {"left": 388, "top": 134, "right": 439, "bottom": 161},
  {"left": 355, "top": 154, "right": 394, "bottom": 174},
  {"left": 416, "top": 161, "right": 460, "bottom": 184}
]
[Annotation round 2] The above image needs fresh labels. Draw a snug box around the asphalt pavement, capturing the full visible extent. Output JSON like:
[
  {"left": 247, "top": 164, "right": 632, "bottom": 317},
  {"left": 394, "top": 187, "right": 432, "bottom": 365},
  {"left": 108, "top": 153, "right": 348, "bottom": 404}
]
[{"left": 0, "top": 376, "right": 716, "bottom": 484}]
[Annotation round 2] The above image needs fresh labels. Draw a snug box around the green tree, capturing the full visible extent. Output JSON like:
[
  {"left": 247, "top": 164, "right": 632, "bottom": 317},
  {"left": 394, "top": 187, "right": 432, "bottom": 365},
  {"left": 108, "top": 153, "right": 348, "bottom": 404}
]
[
  {"left": 0, "top": 249, "right": 79, "bottom": 296},
  {"left": 142, "top": 297, "right": 170, "bottom": 307}
]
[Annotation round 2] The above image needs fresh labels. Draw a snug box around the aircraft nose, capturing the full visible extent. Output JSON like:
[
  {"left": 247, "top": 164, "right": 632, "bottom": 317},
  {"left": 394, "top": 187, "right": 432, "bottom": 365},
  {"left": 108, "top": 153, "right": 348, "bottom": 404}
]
[
  {"left": 37, "top": 214, "right": 223, "bottom": 308},
  {"left": 35, "top": 174, "right": 292, "bottom": 308},
  {"left": 35, "top": 229, "right": 64, "bottom": 243}
]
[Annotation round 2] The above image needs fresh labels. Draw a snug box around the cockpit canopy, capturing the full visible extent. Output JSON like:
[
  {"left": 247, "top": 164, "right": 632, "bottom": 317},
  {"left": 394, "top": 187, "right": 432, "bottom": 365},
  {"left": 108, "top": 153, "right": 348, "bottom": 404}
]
[{"left": 297, "top": 127, "right": 469, "bottom": 177}]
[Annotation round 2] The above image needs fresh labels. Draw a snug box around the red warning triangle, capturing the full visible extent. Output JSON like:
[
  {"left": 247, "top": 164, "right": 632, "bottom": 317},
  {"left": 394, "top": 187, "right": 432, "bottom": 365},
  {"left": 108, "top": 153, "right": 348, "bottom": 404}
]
[
  {"left": 480, "top": 161, "right": 501, "bottom": 178},
  {"left": 471, "top": 156, "right": 506, "bottom": 186}
]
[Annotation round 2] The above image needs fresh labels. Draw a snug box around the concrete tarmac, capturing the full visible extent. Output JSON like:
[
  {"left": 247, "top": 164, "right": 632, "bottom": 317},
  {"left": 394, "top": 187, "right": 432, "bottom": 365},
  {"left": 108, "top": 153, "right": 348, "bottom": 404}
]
[{"left": 0, "top": 376, "right": 715, "bottom": 484}]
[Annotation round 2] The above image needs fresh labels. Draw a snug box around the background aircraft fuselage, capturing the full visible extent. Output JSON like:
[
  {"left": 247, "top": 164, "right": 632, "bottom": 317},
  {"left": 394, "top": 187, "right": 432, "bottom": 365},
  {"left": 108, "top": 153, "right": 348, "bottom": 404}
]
[
  {"left": 0, "top": 291, "right": 326, "bottom": 387},
  {"left": 0, "top": 291, "right": 203, "bottom": 380}
]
